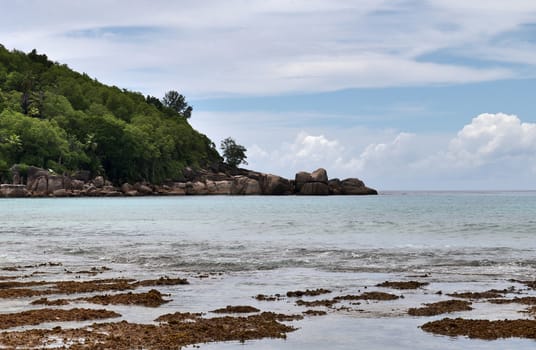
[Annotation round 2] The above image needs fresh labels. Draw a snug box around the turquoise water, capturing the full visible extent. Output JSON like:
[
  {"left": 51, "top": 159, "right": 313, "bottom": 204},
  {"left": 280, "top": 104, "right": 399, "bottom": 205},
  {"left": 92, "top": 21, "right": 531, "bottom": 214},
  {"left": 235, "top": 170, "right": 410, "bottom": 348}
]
[
  {"left": 1, "top": 192, "right": 536, "bottom": 349},
  {"left": 2, "top": 192, "right": 536, "bottom": 278}
]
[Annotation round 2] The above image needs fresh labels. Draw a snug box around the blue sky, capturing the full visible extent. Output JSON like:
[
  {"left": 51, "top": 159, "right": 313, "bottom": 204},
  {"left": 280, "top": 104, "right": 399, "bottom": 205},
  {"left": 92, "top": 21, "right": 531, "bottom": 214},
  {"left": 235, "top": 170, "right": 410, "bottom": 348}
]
[{"left": 2, "top": 0, "right": 536, "bottom": 189}]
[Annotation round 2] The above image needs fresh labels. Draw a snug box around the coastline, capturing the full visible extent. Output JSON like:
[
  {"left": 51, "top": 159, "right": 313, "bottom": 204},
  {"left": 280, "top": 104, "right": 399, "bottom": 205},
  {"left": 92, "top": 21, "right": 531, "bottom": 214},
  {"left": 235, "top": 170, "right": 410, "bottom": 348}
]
[{"left": 0, "top": 165, "right": 377, "bottom": 198}]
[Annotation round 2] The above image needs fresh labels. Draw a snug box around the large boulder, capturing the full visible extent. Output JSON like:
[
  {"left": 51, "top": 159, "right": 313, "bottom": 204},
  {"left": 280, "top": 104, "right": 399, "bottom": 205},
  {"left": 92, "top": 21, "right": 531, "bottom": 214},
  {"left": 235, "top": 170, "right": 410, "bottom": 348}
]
[
  {"left": 93, "top": 176, "right": 105, "bottom": 188},
  {"left": 47, "top": 175, "right": 65, "bottom": 193},
  {"left": 294, "top": 171, "right": 312, "bottom": 192},
  {"left": 295, "top": 168, "right": 329, "bottom": 195},
  {"left": 182, "top": 167, "right": 198, "bottom": 181},
  {"left": 186, "top": 181, "right": 207, "bottom": 195},
  {"left": 310, "top": 168, "right": 328, "bottom": 183},
  {"left": 121, "top": 183, "right": 134, "bottom": 194},
  {"left": 0, "top": 184, "right": 29, "bottom": 198},
  {"left": 52, "top": 189, "right": 70, "bottom": 197},
  {"left": 340, "top": 178, "right": 378, "bottom": 195},
  {"left": 136, "top": 183, "right": 154, "bottom": 195},
  {"left": 328, "top": 178, "right": 342, "bottom": 195},
  {"left": 231, "top": 176, "right": 261, "bottom": 195},
  {"left": 213, "top": 180, "right": 233, "bottom": 195},
  {"left": 205, "top": 180, "right": 218, "bottom": 193},
  {"left": 167, "top": 182, "right": 186, "bottom": 195},
  {"left": 244, "top": 179, "right": 261, "bottom": 195},
  {"left": 71, "top": 180, "right": 85, "bottom": 191},
  {"left": 30, "top": 176, "right": 48, "bottom": 195},
  {"left": 260, "top": 174, "right": 292, "bottom": 195},
  {"left": 26, "top": 166, "right": 50, "bottom": 185},
  {"left": 99, "top": 186, "right": 121, "bottom": 197},
  {"left": 300, "top": 182, "right": 329, "bottom": 195}
]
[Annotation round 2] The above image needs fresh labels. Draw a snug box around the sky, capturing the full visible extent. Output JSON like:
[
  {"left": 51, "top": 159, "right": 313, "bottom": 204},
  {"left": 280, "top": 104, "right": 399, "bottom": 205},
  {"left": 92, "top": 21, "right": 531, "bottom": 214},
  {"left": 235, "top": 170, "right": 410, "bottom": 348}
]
[{"left": 2, "top": 0, "right": 536, "bottom": 190}]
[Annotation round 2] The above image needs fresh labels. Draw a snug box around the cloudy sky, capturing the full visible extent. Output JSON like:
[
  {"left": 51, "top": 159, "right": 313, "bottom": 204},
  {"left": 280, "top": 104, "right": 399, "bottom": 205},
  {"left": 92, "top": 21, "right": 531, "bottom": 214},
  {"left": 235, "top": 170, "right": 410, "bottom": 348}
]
[{"left": 2, "top": 0, "right": 536, "bottom": 190}]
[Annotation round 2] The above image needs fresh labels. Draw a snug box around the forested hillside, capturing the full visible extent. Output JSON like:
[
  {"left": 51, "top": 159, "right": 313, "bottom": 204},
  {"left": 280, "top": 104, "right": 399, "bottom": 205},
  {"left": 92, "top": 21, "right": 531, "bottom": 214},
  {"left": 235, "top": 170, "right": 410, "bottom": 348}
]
[{"left": 0, "top": 45, "right": 220, "bottom": 184}]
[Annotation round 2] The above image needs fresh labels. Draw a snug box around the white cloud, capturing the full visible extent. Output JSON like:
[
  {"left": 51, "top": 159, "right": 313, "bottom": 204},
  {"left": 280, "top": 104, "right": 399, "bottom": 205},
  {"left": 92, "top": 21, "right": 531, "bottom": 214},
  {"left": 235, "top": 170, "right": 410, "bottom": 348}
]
[
  {"left": 447, "top": 113, "right": 536, "bottom": 166},
  {"left": 233, "top": 113, "right": 536, "bottom": 189},
  {"left": 345, "top": 132, "right": 418, "bottom": 172},
  {"left": 247, "top": 144, "right": 269, "bottom": 160},
  {"left": 289, "top": 132, "right": 343, "bottom": 161},
  {"left": 1, "top": 1, "right": 535, "bottom": 96},
  {"left": 246, "top": 132, "right": 347, "bottom": 177}
]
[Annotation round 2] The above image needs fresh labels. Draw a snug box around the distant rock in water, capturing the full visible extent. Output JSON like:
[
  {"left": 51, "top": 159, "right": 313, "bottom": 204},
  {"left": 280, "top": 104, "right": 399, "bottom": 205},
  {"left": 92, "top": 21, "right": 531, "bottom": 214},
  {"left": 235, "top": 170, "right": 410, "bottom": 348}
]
[
  {"left": 296, "top": 168, "right": 377, "bottom": 195},
  {"left": 4, "top": 164, "right": 377, "bottom": 197}
]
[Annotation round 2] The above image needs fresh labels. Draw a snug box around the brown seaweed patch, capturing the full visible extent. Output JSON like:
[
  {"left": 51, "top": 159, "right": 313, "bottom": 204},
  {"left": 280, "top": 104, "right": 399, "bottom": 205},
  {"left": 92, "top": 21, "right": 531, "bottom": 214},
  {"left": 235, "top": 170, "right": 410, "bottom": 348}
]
[
  {"left": 448, "top": 288, "right": 514, "bottom": 299},
  {"left": 296, "top": 299, "right": 337, "bottom": 307},
  {"left": 0, "top": 280, "right": 49, "bottom": 289},
  {"left": 0, "top": 278, "right": 137, "bottom": 299},
  {"left": 32, "top": 290, "right": 170, "bottom": 308},
  {"left": 488, "top": 296, "right": 536, "bottom": 305},
  {"left": 74, "top": 266, "right": 112, "bottom": 275},
  {"left": 255, "top": 294, "right": 282, "bottom": 301},
  {"left": 53, "top": 278, "right": 136, "bottom": 294},
  {"left": 335, "top": 292, "right": 400, "bottom": 301},
  {"left": 303, "top": 309, "right": 327, "bottom": 316},
  {"left": 259, "top": 312, "right": 303, "bottom": 321},
  {"left": 0, "top": 308, "right": 120, "bottom": 329},
  {"left": 82, "top": 289, "right": 170, "bottom": 307},
  {"left": 376, "top": 281, "right": 429, "bottom": 290},
  {"left": 1, "top": 267, "right": 19, "bottom": 272},
  {"left": 408, "top": 300, "right": 472, "bottom": 316},
  {"left": 31, "top": 297, "right": 70, "bottom": 306},
  {"left": 0, "top": 276, "right": 16, "bottom": 280},
  {"left": 296, "top": 291, "right": 399, "bottom": 308},
  {"left": 155, "top": 312, "right": 204, "bottom": 323},
  {"left": 286, "top": 288, "right": 331, "bottom": 297},
  {"left": 135, "top": 276, "right": 189, "bottom": 287},
  {"left": 0, "top": 288, "right": 49, "bottom": 299},
  {"left": 0, "top": 315, "right": 296, "bottom": 349},
  {"left": 421, "top": 318, "right": 536, "bottom": 340},
  {"left": 212, "top": 305, "right": 260, "bottom": 314}
]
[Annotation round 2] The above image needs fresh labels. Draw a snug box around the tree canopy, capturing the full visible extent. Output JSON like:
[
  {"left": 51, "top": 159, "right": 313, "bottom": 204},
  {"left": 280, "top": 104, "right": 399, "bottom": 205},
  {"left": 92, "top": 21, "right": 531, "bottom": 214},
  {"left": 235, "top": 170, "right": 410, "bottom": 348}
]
[
  {"left": 162, "top": 90, "right": 192, "bottom": 119},
  {"left": 220, "top": 137, "right": 247, "bottom": 168},
  {"left": 0, "top": 45, "right": 221, "bottom": 183}
]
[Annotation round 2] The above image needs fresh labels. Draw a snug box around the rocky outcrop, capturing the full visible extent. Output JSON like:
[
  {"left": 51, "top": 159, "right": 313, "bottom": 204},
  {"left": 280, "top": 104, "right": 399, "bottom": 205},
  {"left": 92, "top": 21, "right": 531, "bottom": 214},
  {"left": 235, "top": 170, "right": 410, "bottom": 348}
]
[
  {"left": 4, "top": 164, "right": 377, "bottom": 197},
  {"left": 0, "top": 184, "right": 29, "bottom": 198},
  {"left": 260, "top": 174, "right": 292, "bottom": 195},
  {"left": 296, "top": 168, "right": 329, "bottom": 195},
  {"left": 295, "top": 171, "right": 312, "bottom": 193},
  {"left": 329, "top": 178, "right": 378, "bottom": 195},
  {"left": 231, "top": 177, "right": 261, "bottom": 195},
  {"left": 301, "top": 182, "right": 329, "bottom": 195},
  {"left": 311, "top": 168, "right": 328, "bottom": 183}
]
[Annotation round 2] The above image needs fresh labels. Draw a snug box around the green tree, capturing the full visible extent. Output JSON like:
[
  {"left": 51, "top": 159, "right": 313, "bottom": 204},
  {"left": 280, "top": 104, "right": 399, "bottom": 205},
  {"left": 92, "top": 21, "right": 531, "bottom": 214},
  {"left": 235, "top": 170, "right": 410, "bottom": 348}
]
[
  {"left": 146, "top": 95, "right": 163, "bottom": 110},
  {"left": 220, "top": 137, "right": 247, "bottom": 168},
  {"left": 0, "top": 46, "right": 222, "bottom": 183},
  {"left": 162, "top": 90, "right": 192, "bottom": 118}
]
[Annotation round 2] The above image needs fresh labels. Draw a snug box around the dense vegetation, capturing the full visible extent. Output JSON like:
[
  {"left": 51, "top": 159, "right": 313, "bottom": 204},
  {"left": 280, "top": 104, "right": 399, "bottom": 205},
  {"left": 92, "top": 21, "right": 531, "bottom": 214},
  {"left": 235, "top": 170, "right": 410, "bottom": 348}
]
[
  {"left": 220, "top": 137, "right": 248, "bottom": 168},
  {"left": 0, "top": 45, "right": 221, "bottom": 184}
]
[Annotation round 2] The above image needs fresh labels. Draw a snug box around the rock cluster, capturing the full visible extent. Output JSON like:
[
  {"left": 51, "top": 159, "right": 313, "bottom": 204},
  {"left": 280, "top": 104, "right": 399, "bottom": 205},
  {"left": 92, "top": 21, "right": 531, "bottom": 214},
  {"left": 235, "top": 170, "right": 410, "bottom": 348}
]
[{"left": 0, "top": 165, "right": 377, "bottom": 197}]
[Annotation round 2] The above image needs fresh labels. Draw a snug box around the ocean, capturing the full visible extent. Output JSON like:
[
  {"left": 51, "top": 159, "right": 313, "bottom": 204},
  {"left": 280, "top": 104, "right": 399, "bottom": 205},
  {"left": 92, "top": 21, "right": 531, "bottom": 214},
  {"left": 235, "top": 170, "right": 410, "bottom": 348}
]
[{"left": 1, "top": 192, "right": 536, "bottom": 349}]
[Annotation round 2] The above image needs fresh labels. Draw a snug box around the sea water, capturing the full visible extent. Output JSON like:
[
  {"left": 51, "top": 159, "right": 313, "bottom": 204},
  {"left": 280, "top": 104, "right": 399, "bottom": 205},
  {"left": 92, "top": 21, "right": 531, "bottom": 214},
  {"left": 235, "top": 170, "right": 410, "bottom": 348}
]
[{"left": 1, "top": 192, "right": 536, "bottom": 349}]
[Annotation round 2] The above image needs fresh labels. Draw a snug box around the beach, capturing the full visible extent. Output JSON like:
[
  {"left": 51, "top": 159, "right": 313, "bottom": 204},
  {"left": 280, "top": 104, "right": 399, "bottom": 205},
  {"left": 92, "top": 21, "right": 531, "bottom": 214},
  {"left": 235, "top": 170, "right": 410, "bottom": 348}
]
[{"left": 1, "top": 193, "right": 536, "bottom": 349}]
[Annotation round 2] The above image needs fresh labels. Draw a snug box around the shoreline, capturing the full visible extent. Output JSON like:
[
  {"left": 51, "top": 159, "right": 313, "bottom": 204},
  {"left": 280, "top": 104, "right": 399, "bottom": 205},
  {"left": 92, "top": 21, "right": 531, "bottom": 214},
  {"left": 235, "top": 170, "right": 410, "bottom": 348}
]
[{"left": 1, "top": 166, "right": 377, "bottom": 198}]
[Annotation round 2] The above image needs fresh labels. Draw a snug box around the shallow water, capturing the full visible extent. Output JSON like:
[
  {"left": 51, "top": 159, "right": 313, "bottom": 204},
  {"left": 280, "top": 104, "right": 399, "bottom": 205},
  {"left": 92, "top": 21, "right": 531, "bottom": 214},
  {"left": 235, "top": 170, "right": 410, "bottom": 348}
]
[{"left": 1, "top": 192, "right": 536, "bottom": 348}]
